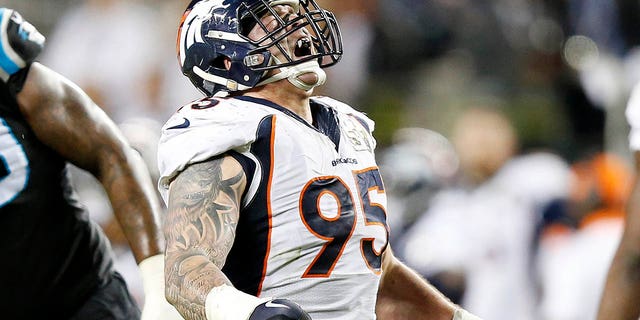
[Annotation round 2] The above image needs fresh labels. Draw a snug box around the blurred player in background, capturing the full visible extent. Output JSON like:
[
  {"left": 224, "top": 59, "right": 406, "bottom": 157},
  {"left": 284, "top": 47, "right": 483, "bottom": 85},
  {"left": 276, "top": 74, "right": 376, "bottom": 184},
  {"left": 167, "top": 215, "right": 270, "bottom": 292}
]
[
  {"left": 596, "top": 82, "right": 640, "bottom": 320},
  {"left": 397, "top": 107, "right": 572, "bottom": 320},
  {"left": 158, "top": 0, "right": 482, "bottom": 319},
  {"left": 378, "top": 127, "right": 459, "bottom": 247},
  {"left": 0, "top": 8, "right": 180, "bottom": 319},
  {"left": 537, "top": 152, "right": 630, "bottom": 320}
]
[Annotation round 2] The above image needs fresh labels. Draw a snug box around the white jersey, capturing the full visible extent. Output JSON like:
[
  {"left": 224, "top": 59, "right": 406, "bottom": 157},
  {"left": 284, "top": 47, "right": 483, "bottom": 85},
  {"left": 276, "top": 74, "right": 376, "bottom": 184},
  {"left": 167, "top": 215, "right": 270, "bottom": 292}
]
[{"left": 158, "top": 96, "right": 389, "bottom": 320}]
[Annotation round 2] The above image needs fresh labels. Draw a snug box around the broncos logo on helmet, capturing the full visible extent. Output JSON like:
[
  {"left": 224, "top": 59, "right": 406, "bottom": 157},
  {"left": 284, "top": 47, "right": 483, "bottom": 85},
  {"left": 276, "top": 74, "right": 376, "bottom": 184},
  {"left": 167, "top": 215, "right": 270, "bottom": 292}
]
[{"left": 177, "top": 0, "right": 343, "bottom": 96}]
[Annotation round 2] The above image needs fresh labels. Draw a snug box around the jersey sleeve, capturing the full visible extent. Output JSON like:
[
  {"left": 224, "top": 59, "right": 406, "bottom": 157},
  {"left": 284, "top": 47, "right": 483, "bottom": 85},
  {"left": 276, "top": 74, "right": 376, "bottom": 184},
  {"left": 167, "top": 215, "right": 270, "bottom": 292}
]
[
  {"left": 0, "top": 66, "right": 29, "bottom": 114},
  {"left": 157, "top": 99, "right": 264, "bottom": 203}
]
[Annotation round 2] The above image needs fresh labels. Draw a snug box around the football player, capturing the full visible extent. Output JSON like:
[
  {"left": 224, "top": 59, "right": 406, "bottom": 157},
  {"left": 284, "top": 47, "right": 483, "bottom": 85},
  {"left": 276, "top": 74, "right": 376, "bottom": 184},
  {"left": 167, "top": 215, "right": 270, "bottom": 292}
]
[
  {"left": 160, "top": 0, "right": 483, "bottom": 319},
  {"left": 596, "top": 82, "right": 640, "bottom": 320},
  {"left": 0, "top": 8, "right": 180, "bottom": 320}
]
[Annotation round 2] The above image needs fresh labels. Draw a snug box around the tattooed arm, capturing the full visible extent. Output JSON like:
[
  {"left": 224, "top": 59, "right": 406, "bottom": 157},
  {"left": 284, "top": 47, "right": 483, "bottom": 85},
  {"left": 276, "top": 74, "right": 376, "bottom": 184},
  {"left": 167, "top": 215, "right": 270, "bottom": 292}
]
[
  {"left": 165, "top": 153, "right": 312, "bottom": 320},
  {"left": 164, "top": 155, "right": 246, "bottom": 320}
]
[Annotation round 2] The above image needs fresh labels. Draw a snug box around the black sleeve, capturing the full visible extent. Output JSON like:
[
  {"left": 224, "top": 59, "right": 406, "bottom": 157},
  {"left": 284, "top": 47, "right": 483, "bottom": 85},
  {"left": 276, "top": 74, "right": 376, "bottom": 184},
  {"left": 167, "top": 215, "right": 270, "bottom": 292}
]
[
  {"left": 7, "top": 63, "right": 32, "bottom": 97},
  {"left": 0, "top": 64, "right": 32, "bottom": 115}
]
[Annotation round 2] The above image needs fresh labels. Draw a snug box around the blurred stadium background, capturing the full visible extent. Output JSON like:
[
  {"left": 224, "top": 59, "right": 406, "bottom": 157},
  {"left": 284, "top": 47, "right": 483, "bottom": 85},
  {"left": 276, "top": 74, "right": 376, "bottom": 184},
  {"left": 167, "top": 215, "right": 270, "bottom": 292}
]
[
  {"left": 6, "top": 0, "right": 637, "bottom": 157},
  {"left": 4, "top": 0, "right": 640, "bottom": 319}
]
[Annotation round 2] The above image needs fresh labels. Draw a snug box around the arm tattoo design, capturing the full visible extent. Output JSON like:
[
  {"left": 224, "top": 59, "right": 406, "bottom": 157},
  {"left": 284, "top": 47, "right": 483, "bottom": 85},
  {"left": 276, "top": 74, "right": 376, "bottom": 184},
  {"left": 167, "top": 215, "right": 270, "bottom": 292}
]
[{"left": 164, "top": 156, "right": 246, "bottom": 320}]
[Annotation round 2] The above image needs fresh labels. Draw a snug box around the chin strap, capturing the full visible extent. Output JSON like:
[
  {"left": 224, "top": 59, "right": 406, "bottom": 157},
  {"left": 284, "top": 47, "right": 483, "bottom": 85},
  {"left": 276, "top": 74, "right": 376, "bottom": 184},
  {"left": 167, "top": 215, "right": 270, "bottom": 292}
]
[{"left": 256, "top": 58, "right": 326, "bottom": 92}]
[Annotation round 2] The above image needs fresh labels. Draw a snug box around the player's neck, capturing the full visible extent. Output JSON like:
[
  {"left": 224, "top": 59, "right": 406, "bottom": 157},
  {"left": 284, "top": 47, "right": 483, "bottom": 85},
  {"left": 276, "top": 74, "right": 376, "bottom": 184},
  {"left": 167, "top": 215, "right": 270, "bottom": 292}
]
[{"left": 244, "top": 83, "right": 314, "bottom": 124}]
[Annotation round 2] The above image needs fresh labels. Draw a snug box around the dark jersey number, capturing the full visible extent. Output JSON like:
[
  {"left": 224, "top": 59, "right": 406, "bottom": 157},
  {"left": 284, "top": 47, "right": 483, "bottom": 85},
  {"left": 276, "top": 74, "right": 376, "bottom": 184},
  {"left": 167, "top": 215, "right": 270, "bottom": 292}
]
[
  {"left": 354, "top": 168, "right": 388, "bottom": 273},
  {"left": 299, "top": 168, "right": 388, "bottom": 277}
]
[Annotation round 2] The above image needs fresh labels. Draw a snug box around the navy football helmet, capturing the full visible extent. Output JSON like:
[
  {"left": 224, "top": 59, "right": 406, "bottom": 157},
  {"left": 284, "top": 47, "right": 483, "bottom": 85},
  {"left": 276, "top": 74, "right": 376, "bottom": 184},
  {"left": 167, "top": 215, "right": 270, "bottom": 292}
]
[{"left": 178, "top": 0, "right": 343, "bottom": 96}]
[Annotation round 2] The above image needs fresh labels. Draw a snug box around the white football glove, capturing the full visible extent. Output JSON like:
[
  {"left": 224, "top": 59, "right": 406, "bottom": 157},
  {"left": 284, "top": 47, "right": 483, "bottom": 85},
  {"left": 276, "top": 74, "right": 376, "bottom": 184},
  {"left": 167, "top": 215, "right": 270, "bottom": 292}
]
[
  {"left": 139, "top": 254, "right": 185, "bottom": 320},
  {"left": 453, "top": 307, "right": 483, "bottom": 320},
  {"left": 205, "top": 284, "right": 309, "bottom": 320}
]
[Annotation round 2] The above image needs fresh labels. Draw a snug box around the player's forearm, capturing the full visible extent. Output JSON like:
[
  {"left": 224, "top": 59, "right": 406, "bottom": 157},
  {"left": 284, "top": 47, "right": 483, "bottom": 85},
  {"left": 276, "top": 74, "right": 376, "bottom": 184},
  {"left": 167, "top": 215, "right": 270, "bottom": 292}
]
[
  {"left": 99, "top": 147, "right": 164, "bottom": 263},
  {"left": 597, "top": 246, "right": 640, "bottom": 320},
  {"left": 164, "top": 250, "right": 231, "bottom": 320},
  {"left": 377, "top": 253, "right": 456, "bottom": 320},
  {"left": 17, "top": 63, "right": 164, "bottom": 262}
]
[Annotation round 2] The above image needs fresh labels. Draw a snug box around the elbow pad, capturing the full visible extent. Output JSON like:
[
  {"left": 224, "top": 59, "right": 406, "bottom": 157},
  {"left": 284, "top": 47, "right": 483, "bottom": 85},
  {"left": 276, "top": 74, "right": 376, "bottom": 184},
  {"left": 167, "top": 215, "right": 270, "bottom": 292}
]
[{"left": 0, "top": 8, "right": 45, "bottom": 83}]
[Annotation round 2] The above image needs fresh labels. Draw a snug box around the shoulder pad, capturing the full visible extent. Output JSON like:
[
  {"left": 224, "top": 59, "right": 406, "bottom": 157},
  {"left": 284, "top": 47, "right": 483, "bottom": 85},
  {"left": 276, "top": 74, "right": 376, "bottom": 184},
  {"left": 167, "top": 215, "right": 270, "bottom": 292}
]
[
  {"left": 158, "top": 97, "right": 269, "bottom": 201},
  {"left": 311, "top": 96, "right": 375, "bottom": 133}
]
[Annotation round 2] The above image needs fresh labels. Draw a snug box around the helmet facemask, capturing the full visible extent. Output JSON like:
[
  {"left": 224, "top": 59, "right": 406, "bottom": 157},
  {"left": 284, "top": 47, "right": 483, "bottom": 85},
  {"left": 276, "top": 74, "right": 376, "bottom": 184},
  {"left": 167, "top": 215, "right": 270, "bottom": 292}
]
[{"left": 236, "top": 0, "right": 342, "bottom": 91}]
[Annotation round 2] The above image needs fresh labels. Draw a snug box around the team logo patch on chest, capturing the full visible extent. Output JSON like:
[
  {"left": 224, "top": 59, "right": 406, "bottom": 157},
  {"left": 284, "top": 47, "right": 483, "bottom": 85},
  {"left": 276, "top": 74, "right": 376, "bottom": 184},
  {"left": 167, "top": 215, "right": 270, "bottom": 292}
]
[{"left": 343, "top": 116, "right": 372, "bottom": 152}]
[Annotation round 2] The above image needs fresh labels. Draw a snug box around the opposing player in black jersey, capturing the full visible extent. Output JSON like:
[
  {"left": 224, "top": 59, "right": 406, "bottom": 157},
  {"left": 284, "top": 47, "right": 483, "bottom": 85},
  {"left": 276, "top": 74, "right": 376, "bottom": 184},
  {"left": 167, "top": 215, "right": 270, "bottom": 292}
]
[{"left": 0, "top": 8, "right": 181, "bottom": 320}]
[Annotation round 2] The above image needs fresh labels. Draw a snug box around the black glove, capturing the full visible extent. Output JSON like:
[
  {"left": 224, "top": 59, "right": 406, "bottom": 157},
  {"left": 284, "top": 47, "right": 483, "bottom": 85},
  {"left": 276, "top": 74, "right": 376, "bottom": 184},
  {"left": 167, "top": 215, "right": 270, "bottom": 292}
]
[
  {"left": 0, "top": 8, "right": 45, "bottom": 82},
  {"left": 248, "top": 299, "right": 311, "bottom": 320}
]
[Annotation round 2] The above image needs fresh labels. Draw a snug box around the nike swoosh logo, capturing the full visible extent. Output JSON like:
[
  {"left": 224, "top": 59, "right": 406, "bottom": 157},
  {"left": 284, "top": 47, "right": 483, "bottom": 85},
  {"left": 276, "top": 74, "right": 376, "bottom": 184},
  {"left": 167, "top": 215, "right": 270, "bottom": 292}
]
[
  {"left": 167, "top": 117, "right": 190, "bottom": 130},
  {"left": 265, "top": 301, "right": 290, "bottom": 309}
]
